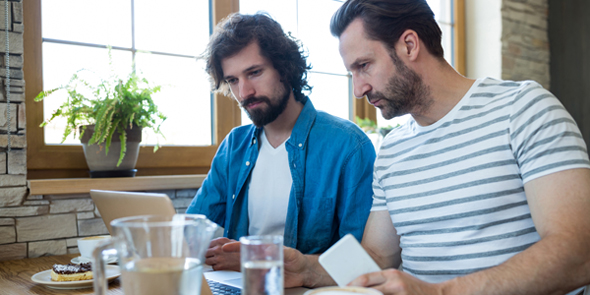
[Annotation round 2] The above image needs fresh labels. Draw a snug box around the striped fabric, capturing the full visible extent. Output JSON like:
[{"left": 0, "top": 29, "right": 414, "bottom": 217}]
[{"left": 372, "top": 77, "right": 590, "bottom": 284}]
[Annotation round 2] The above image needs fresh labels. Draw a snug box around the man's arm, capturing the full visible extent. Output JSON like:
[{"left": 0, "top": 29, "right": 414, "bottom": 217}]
[
  {"left": 350, "top": 168, "right": 590, "bottom": 295},
  {"left": 283, "top": 210, "right": 401, "bottom": 288},
  {"left": 441, "top": 168, "right": 590, "bottom": 294}
]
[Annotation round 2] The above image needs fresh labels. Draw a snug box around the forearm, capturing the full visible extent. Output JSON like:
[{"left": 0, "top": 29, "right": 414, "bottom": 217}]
[
  {"left": 300, "top": 254, "right": 336, "bottom": 288},
  {"left": 440, "top": 233, "right": 590, "bottom": 295}
]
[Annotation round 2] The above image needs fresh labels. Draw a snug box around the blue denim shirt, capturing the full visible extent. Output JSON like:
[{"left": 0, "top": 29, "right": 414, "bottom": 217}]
[{"left": 186, "top": 100, "right": 375, "bottom": 254}]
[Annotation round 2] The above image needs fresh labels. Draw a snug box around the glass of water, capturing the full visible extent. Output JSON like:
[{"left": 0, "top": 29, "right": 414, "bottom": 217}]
[{"left": 240, "top": 235, "right": 284, "bottom": 295}]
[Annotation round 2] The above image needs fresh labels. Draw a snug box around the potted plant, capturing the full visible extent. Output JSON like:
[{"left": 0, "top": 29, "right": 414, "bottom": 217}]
[{"left": 35, "top": 62, "right": 166, "bottom": 178}]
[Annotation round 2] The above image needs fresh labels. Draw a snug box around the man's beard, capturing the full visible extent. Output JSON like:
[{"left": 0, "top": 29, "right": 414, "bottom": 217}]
[
  {"left": 241, "top": 84, "right": 290, "bottom": 127},
  {"left": 368, "top": 52, "right": 432, "bottom": 120}
]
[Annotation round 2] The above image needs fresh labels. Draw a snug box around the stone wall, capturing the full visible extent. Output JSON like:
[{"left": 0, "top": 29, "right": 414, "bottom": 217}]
[
  {"left": 0, "top": 0, "right": 28, "bottom": 261},
  {"left": 0, "top": 188, "right": 198, "bottom": 261},
  {"left": 502, "top": 0, "right": 550, "bottom": 89}
]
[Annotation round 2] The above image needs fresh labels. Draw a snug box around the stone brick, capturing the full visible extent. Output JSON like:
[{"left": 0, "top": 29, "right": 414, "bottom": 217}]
[
  {"left": 9, "top": 86, "right": 23, "bottom": 93},
  {"left": 0, "top": 174, "right": 26, "bottom": 186},
  {"left": 0, "top": 243, "right": 26, "bottom": 261},
  {"left": 46, "top": 193, "right": 91, "bottom": 200},
  {"left": 0, "top": 134, "right": 26, "bottom": 148},
  {"left": 23, "top": 200, "right": 50, "bottom": 206},
  {"left": 12, "top": 23, "right": 22, "bottom": 33},
  {"left": 66, "top": 238, "right": 79, "bottom": 247},
  {"left": 0, "top": 31, "right": 23, "bottom": 54},
  {"left": 50, "top": 199, "right": 94, "bottom": 214},
  {"left": 0, "top": 186, "right": 26, "bottom": 206},
  {"left": 150, "top": 190, "right": 175, "bottom": 199},
  {"left": 28, "top": 240, "right": 67, "bottom": 258},
  {"left": 176, "top": 189, "right": 198, "bottom": 198},
  {"left": 0, "top": 1, "right": 12, "bottom": 31},
  {"left": 16, "top": 214, "right": 77, "bottom": 242},
  {"left": 94, "top": 206, "right": 101, "bottom": 217},
  {"left": 0, "top": 103, "right": 17, "bottom": 132},
  {"left": 7, "top": 149, "right": 25, "bottom": 174},
  {"left": 172, "top": 198, "right": 193, "bottom": 209},
  {"left": 0, "top": 152, "right": 4, "bottom": 174},
  {"left": 0, "top": 226, "right": 15, "bottom": 244},
  {"left": 0, "top": 55, "right": 23, "bottom": 68},
  {"left": 77, "top": 212, "right": 94, "bottom": 219},
  {"left": 12, "top": 1, "right": 22, "bottom": 23},
  {"left": 17, "top": 102, "right": 24, "bottom": 129},
  {"left": 67, "top": 247, "right": 80, "bottom": 255},
  {"left": 0, "top": 206, "right": 48, "bottom": 217},
  {"left": 0, "top": 218, "right": 14, "bottom": 225},
  {"left": 3, "top": 78, "right": 24, "bottom": 87},
  {"left": 27, "top": 195, "right": 43, "bottom": 200},
  {"left": 78, "top": 218, "right": 108, "bottom": 236}
]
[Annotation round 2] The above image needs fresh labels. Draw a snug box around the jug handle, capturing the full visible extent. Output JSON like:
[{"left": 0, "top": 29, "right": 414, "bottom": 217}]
[{"left": 92, "top": 239, "right": 117, "bottom": 295}]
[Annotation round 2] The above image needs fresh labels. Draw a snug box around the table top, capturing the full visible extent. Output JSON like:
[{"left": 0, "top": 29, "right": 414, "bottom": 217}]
[{"left": 0, "top": 253, "right": 122, "bottom": 295}]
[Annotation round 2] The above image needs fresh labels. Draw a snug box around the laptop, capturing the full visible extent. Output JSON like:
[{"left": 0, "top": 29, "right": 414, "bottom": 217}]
[{"left": 90, "top": 190, "right": 308, "bottom": 295}]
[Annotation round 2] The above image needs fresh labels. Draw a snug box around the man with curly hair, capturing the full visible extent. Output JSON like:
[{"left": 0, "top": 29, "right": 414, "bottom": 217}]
[{"left": 186, "top": 13, "right": 376, "bottom": 271}]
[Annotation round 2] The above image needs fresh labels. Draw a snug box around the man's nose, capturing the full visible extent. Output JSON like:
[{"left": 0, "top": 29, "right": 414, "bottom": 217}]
[
  {"left": 352, "top": 76, "right": 371, "bottom": 99},
  {"left": 239, "top": 80, "right": 255, "bottom": 100}
]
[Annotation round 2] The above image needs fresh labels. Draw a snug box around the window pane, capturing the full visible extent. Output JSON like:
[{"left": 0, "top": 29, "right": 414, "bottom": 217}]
[
  {"left": 41, "top": 0, "right": 131, "bottom": 47},
  {"left": 135, "top": 53, "right": 212, "bottom": 146},
  {"left": 135, "top": 0, "right": 209, "bottom": 56},
  {"left": 440, "top": 23, "right": 453, "bottom": 66},
  {"left": 298, "top": 0, "right": 347, "bottom": 75},
  {"left": 307, "top": 73, "right": 349, "bottom": 120},
  {"left": 427, "top": 0, "right": 452, "bottom": 24},
  {"left": 239, "top": 0, "right": 298, "bottom": 36},
  {"left": 42, "top": 43, "right": 133, "bottom": 144}
]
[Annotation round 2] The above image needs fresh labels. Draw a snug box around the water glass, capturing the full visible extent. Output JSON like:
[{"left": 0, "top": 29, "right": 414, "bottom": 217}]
[{"left": 240, "top": 235, "right": 284, "bottom": 295}]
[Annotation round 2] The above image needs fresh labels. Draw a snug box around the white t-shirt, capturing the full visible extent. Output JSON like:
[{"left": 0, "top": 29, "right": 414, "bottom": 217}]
[
  {"left": 248, "top": 130, "right": 293, "bottom": 236},
  {"left": 373, "top": 78, "right": 590, "bottom": 290}
]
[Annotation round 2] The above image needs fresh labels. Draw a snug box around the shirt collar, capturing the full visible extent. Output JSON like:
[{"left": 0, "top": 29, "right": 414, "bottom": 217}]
[{"left": 248, "top": 97, "right": 317, "bottom": 149}]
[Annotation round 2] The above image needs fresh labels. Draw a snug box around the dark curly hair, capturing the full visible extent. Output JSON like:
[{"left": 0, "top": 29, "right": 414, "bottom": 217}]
[
  {"left": 203, "top": 13, "right": 312, "bottom": 103},
  {"left": 330, "top": 0, "right": 444, "bottom": 59}
]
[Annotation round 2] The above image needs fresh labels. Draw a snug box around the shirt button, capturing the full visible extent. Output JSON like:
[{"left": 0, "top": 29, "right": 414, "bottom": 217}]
[
  {"left": 298, "top": 143, "right": 302, "bottom": 148},
  {"left": 232, "top": 194, "right": 235, "bottom": 199},
  {"left": 253, "top": 139, "right": 257, "bottom": 144},
  {"left": 293, "top": 163, "right": 297, "bottom": 168},
  {"left": 246, "top": 161, "right": 250, "bottom": 166}
]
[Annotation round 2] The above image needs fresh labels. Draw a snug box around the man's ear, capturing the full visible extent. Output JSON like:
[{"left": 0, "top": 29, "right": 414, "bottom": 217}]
[{"left": 397, "top": 29, "right": 420, "bottom": 62}]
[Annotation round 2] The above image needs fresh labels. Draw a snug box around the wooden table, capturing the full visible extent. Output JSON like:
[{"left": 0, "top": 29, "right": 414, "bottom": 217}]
[{"left": 0, "top": 253, "right": 122, "bottom": 295}]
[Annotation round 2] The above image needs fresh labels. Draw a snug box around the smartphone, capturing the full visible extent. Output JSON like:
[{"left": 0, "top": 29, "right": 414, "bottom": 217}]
[{"left": 318, "top": 234, "right": 381, "bottom": 286}]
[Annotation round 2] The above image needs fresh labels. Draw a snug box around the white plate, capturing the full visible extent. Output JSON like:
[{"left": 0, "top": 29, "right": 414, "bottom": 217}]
[
  {"left": 71, "top": 256, "right": 117, "bottom": 264},
  {"left": 31, "top": 265, "right": 120, "bottom": 289}
]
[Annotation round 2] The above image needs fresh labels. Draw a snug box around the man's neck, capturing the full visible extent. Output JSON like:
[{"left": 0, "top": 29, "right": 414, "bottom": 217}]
[
  {"left": 411, "top": 59, "right": 476, "bottom": 126},
  {"left": 263, "top": 94, "right": 304, "bottom": 148}
]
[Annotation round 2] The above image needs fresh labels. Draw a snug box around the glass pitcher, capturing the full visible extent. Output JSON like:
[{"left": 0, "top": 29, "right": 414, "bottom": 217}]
[{"left": 93, "top": 214, "right": 217, "bottom": 295}]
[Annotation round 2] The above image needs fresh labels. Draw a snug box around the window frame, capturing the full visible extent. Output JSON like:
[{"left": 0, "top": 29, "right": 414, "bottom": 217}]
[{"left": 24, "top": 0, "right": 464, "bottom": 179}]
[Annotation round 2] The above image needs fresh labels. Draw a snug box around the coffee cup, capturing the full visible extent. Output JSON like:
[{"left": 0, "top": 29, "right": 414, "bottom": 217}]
[
  {"left": 77, "top": 235, "right": 111, "bottom": 259},
  {"left": 304, "top": 286, "right": 383, "bottom": 295}
]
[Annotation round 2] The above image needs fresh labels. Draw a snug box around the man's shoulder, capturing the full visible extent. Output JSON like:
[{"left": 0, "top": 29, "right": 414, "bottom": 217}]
[{"left": 474, "top": 77, "right": 545, "bottom": 97}]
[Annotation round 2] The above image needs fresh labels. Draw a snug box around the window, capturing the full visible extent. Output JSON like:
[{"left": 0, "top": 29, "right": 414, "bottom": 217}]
[{"left": 24, "top": 0, "right": 463, "bottom": 178}]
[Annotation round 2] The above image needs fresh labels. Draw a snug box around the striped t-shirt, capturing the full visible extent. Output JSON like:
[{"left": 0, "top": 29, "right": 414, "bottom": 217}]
[{"left": 372, "top": 77, "right": 590, "bottom": 284}]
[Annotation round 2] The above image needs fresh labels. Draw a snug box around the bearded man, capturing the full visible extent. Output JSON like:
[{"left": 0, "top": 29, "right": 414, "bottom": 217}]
[{"left": 186, "top": 13, "right": 376, "bottom": 272}]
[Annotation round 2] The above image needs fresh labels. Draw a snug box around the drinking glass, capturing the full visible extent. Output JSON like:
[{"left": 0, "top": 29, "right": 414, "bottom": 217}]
[
  {"left": 240, "top": 235, "right": 284, "bottom": 295},
  {"left": 93, "top": 214, "right": 218, "bottom": 295}
]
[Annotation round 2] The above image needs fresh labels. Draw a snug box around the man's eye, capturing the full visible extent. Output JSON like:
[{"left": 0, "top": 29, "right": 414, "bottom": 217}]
[
  {"left": 360, "top": 63, "right": 369, "bottom": 70},
  {"left": 250, "top": 70, "right": 262, "bottom": 76},
  {"left": 226, "top": 78, "right": 237, "bottom": 85}
]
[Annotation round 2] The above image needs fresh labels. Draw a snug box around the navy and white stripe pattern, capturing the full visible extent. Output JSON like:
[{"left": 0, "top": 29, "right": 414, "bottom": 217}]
[{"left": 372, "top": 78, "right": 590, "bottom": 283}]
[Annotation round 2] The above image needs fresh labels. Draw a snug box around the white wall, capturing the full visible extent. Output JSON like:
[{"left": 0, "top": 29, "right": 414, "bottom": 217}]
[{"left": 465, "top": 0, "right": 502, "bottom": 80}]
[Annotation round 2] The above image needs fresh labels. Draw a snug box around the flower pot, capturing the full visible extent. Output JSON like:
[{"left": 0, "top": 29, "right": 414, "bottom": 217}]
[{"left": 80, "top": 125, "right": 142, "bottom": 178}]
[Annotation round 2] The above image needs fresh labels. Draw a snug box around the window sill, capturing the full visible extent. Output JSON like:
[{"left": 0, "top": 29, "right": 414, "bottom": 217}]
[{"left": 28, "top": 174, "right": 206, "bottom": 195}]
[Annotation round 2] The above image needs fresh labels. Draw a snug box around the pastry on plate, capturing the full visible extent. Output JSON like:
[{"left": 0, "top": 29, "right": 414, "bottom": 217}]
[{"left": 50, "top": 262, "right": 93, "bottom": 281}]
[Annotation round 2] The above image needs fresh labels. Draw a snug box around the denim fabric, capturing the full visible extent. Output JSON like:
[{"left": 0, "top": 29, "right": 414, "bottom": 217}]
[{"left": 186, "top": 100, "right": 375, "bottom": 254}]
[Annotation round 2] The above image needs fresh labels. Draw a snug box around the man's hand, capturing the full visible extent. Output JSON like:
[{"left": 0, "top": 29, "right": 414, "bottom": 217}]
[
  {"left": 349, "top": 269, "right": 442, "bottom": 295},
  {"left": 205, "top": 237, "right": 241, "bottom": 271},
  {"left": 283, "top": 246, "right": 336, "bottom": 288}
]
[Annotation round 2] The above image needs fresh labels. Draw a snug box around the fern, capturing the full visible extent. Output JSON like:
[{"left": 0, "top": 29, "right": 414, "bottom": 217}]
[{"left": 35, "top": 51, "right": 166, "bottom": 167}]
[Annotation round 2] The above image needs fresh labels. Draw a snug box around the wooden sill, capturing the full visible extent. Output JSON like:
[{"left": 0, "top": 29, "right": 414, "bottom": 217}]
[{"left": 28, "top": 174, "right": 207, "bottom": 196}]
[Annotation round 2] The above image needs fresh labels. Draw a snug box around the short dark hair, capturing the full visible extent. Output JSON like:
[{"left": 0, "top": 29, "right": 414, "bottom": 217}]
[
  {"left": 330, "top": 0, "right": 444, "bottom": 59},
  {"left": 203, "top": 13, "right": 312, "bottom": 102}
]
